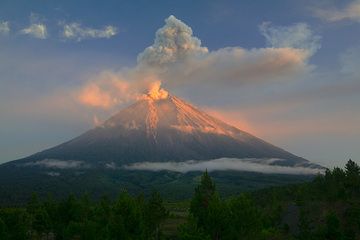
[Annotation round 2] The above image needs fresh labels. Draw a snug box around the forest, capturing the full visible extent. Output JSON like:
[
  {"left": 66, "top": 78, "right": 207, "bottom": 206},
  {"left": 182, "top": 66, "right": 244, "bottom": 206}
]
[{"left": 0, "top": 159, "right": 359, "bottom": 240}]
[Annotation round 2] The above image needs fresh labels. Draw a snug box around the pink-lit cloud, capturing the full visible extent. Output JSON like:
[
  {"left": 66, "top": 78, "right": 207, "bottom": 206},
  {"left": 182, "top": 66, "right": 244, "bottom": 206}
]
[
  {"left": 313, "top": 0, "right": 360, "bottom": 23},
  {"left": 76, "top": 15, "right": 320, "bottom": 110}
]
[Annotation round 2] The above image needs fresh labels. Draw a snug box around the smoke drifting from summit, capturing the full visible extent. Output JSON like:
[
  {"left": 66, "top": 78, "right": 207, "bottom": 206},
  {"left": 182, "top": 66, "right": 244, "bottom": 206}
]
[
  {"left": 137, "top": 15, "right": 208, "bottom": 67},
  {"left": 77, "top": 15, "right": 320, "bottom": 109},
  {"left": 78, "top": 71, "right": 168, "bottom": 108}
]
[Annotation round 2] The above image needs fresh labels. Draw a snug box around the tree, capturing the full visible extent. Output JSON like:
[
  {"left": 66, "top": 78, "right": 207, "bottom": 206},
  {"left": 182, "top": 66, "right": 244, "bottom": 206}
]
[
  {"left": 144, "top": 190, "right": 168, "bottom": 239},
  {"left": 109, "top": 191, "right": 144, "bottom": 239},
  {"left": 27, "top": 193, "right": 51, "bottom": 238},
  {"left": 93, "top": 195, "right": 112, "bottom": 239},
  {"left": 189, "top": 171, "right": 229, "bottom": 240},
  {"left": 205, "top": 193, "right": 228, "bottom": 240},
  {"left": 178, "top": 216, "right": 211, "bottom": 240},
  {"left": 190, "top": 170, "right": 216, "bottom": 229},
  {"left": 324, "top": 211, "right": 342, "bottom": 240},
  {"left": 42, "top": 194, "right": 58, "bottom": 239},
  {"left": 227, "top": 194, "right": 262, "bottom": 239},
  {"left": 298, "top": 208, "right": 313, "bottom": 240},
  {"left": 345, "top": 159, "right": 360, "bottom": 177},
  {"left": 0, "top": 208, "right": 30, "bottom": 240},
  {"left": 0, "top": 217, "right": 7, "bottom": 240},
  {"left": 345, "top": 159, "right": 360, "bottom": 196}
]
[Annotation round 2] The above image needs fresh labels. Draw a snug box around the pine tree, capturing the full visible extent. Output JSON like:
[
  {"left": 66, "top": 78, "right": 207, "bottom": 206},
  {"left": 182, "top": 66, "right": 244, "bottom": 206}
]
[
  {"left": 324, "top": 212, "right": 342, "bottom": 240},
  {"left": 144, "top": 190, "right": 168, "bottom": 239},
  {"left": 178, "top": 216, "right": 211, "bottom": 240},
  {"left": 189, "top": 170, "right": 228, "bottom": 239},
  {"left": 110, "top": 191, "right": 143, "bottom": 239},
  {"left": 227, "top": 194, "right": 262, "bottom": 239},
  {"left": 345, "top": 159, "right": 360, "bottom": 176},
  {"left": 345, "top": 159, "right": 360, "bottom": 197},
  {"left": 27, "top": 193, "right": 50, "bottom": 238},
  {"left": 0, "top": 208, "right": 30, "bottom": 240},
  {"left": 190, "top": 170, "right": 216, "bottom": 228},
  {"left": 298, "top": 208, "right": 312, "bottom": 240},
  {"left": 205, "top": 193, "right": 227, "bottom": 240}
]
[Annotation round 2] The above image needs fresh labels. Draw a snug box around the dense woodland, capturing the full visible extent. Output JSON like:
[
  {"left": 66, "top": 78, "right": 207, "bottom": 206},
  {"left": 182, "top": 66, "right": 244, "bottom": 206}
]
[{"left": 0, "top": 159, "right": 359, "bottom": 240}]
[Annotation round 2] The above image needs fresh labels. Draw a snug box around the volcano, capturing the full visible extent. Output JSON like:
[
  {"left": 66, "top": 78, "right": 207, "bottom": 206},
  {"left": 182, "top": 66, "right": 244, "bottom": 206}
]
[
  {"left": 0, "top": 90, "right": 322, "bottom": 203},
  {"left": 6, "top": 91, "right": 319, "bottom": 169}
]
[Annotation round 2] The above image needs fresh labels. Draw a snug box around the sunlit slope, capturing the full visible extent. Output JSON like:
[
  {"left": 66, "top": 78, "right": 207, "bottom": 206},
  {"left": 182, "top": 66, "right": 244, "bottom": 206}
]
[{"left": 10, "top": 93, "right": 318, "bottom": 168}]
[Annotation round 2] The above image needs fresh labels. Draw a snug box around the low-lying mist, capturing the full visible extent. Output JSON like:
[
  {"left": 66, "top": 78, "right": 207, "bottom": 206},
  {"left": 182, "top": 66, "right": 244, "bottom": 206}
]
[{"left": 124, "top": 158, "right": 323, "bottom": 175}]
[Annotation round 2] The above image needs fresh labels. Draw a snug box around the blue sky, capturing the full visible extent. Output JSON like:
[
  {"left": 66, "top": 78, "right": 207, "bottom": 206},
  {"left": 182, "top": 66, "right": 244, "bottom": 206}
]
[{"left": 0, "top": 0, "right": 359, "bottom": 167}]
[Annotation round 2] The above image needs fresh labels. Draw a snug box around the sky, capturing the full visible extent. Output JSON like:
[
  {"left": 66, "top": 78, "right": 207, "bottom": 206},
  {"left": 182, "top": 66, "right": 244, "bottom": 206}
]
[{"left": 0, "top": 0, "right": 359, "bottom": 168}]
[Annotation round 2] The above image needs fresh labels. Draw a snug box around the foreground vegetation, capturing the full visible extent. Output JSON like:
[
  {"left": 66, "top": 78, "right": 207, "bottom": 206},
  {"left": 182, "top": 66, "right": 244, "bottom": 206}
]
[
  {"left": 0, "top": 159, "right": 359, "bottom": 239},
  {"left": 0, "top": 167, "right": 312, "bottom": 205}
]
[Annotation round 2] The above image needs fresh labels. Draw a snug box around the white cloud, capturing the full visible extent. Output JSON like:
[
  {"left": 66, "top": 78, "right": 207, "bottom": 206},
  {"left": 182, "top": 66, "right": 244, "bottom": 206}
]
[
  {"left": 259, "top": 22, "right": 321, "bottom": 57},
  {"left": 61, "top": 22, "right": 117, "bottom": 41},
  {"left": 20, "top": 24, "right": 47, "bottom": 39},
  {"left": 0, "top": 21, "right": 10, "bottom": 35},
  {"left": 47, "top": 171, "right": 60, "bottom": 176},
  {"left": 24, "top": 159, "right": 88, "bottom": 169},
  {"left": 20, "top": 13, "right": 47, "bottom": 39},
  {"left": 105, "top": 162, "right": 117, "bottom": 169},
  {"left": 124, "top": 158, "right": 324, "bottom": 175},
  {"left": 314, "top": 0, "right": 360, "bottom": 22}
]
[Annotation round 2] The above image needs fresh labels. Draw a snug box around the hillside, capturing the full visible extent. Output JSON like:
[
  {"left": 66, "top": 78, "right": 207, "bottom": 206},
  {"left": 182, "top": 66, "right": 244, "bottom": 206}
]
[{"left": 0, "top": 159, "right": 358, "bottom": 240}]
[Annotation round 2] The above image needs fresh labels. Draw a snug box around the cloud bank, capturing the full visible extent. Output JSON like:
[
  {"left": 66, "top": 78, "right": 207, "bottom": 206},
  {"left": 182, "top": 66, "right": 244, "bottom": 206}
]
[
  {"left": 314, "top": 0, "right": 360, "bottom": 22},
  {"left": 124, "top": 158, "right": 323, "bottom": 175},
  {"left": 77, "top": 15, "right": 320, "bottom": 109},
  {"left": 61, "top": 22, "right": 117, "bottom": 41},
  {"left": 21, "top": 158, "right": 323, "bottom": 175}
]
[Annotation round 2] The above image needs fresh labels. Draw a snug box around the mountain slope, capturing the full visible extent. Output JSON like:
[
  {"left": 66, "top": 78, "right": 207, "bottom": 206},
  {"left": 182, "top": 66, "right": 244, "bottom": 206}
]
[{"left": 8, "top": 93, "right": 317, "bottom": 168}]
